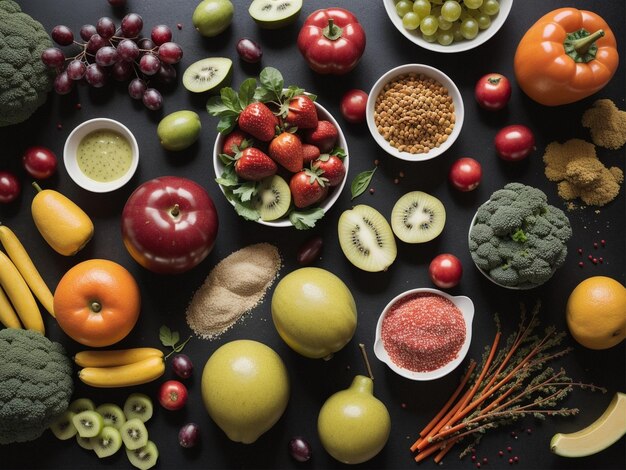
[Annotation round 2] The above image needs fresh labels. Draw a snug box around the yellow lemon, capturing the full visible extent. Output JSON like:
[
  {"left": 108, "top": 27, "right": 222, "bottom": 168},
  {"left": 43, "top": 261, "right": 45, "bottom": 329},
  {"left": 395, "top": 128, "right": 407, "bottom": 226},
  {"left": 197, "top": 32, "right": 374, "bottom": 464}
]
[{"left": 566, "top": 276, "right": 626, "bottom": 350}]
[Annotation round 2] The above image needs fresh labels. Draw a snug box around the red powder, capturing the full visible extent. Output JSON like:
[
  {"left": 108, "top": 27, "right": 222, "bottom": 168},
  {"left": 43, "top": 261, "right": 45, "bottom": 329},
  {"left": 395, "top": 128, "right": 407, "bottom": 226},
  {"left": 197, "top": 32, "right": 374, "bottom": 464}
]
[{"left": 381, "top": 293, "right": 466, "bottom": 372}]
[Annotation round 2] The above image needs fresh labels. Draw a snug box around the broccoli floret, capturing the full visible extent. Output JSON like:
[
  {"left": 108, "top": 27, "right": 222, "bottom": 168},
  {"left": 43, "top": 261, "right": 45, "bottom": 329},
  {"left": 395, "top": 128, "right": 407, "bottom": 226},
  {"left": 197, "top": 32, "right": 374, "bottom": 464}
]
[
  {"left": 0, "top": 328, "right": 73, "bottom": 444},
  {"left": 469, "top": 183, "right": 572, "bottom": 289},
  {"left": 0, "top": 0, "right": 54, "bottom": 127}
]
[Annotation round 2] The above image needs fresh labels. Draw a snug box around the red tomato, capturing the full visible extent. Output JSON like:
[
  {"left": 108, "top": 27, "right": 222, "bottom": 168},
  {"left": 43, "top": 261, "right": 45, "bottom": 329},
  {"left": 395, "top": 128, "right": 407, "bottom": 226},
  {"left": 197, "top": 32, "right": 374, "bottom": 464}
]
[
  {"left": 159, "top": 380, "right": 188, "bottom": 411},
  {"left": 449, "top": 157, "right": 482, "bottom": 192},
  {"left": 22, "top": 146, "right": 58, "bottom": 180},
  {"left": 340, "top": 89, "right": 368, "bottom": 124},
  {"left": 495, "top": 125, "right": 535, "bottom": 161},
  {"left": 475, "top": 73, "right": 511, "bottom": 111},
  {"left": 429, "top": 254, "right": 463, "bottom": 289},
  {"left": 297, "top": 8, "right": 366, "bottom": 75},
  {"left": 0, "top": 171, "right": 20, "bottom": 203}
]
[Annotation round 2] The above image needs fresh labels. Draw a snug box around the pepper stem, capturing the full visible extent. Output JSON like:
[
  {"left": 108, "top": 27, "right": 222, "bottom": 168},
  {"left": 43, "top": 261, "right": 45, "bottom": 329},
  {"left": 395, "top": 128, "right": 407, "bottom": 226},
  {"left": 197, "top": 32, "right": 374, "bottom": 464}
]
[
  {"left": 90, "top": 301, "right": 102, "bottom": 313},
  {"left": 323, "top": 18, "right": 344, "bottom": 41},
  {"left": 32, "top": 182, "right": 43, "bottom": 193},
  {"left": 170, "top": 203, "right": 180, "bottom": 217},
  {"left": 574, "top": 29, "right": 605, "bottom": 55},
  {"left": 564, "top": 29, "right": 604, "bottom": 63},
  {"left": 359, "top": 343, "right": 374, "bottom": 381}
]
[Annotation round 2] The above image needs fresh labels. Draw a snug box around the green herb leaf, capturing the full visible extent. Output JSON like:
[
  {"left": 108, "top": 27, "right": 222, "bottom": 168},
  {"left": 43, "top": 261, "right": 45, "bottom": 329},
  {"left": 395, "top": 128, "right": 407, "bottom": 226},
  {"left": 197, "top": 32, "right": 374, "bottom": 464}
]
[
  {"left": 239, "top": 78, "right": 257, "bottom": 108},
  {"left": 253, "top": 87, "right": 275, "bottom": 103},
  {"left": 173, "top": 336, "right": 192, "bottom": 353},
  {"left": 217, "top": 115, "right": 237, "bottom": 134},
  {"left": 215, "top": 164, "right": 238, "bottom": 187},
  {"left": 330, "top": 147, "right": 347, "bottom": 159},
  {"left": 351, "top": 168, "right": 377, "bottom": 200},
  {"left": 159, "top": 325, "right": 177, "bottom": 348},
  {"left": 219, "top": 152, "right": 235, "bottom": 165},
  {"left": 283, "top": 85, "right": 307, "bottom": 101},
  {"left": 234, "top": 200, "right": 261, "bottom": 221},
  {"left": 206, "top": 95, "right": 230, "bottom": 116},
  {"left": 233, "top": 181, "right": 258, "bottom": 202},
  {"left": 289, "top": 208, "right": 325, "bottom": 230},
  {"left": 220, "top": 87, "right": 241, "bottom": 112},
  {"left": 259, "top": 67, "right": 284, "bottom": 97}
]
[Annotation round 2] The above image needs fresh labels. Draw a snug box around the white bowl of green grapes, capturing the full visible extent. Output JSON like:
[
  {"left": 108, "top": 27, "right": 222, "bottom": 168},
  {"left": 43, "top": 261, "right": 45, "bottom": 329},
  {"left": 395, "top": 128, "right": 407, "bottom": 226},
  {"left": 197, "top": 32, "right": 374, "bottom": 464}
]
[{"left": 384, "top": 0, "right": 512, "bottom": 52}]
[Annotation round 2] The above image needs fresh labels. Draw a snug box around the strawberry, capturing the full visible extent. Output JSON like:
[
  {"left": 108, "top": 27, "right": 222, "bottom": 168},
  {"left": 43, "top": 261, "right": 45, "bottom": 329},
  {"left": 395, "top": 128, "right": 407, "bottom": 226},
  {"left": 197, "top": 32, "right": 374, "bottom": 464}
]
[
  {"left": 303, "top": 120, "right": 339, "bottom": 153},
  {"left": 289, "top": 168, "right": 329, "bottom": 209},
  {"left": 222, "top": 129, "right": 251, "bottom": 157},
  {"left": 285, "top": 95, "right": 318, "bottom": 129},
  {"left": 234, "top": 147, "right": 277, "bottom": 181},
  {"left": 238, "top": 102, "right": 277, "bottom": 142},
  {"left": 302, "top": 143, "right": 321, "bottom": 164},
  {"left": 313, "top": 154, "right": 346, "bottom": 186},
  {"left": 269, "top": 132, "right": 304, "bottom": 173}
]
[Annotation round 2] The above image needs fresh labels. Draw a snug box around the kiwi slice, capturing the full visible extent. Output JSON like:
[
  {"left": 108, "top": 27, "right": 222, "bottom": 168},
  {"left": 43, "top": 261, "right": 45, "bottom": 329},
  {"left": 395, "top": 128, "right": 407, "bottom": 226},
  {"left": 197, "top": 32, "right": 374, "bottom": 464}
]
[
  {"left": 123, "top": 393, "right": 154, "bottom": 423},
  {"left": 72, "top": 410, "right": 105, "bottom": 438},
  {"left": 96, "top": 403, "right": 126, "bottom": 430},
  {"left": 391, "top": 191, "right": 446, "bottom": 243},
  {"left": 121, "top": 418, "right": 149, "bottom": 451},
  {"left": 253, "top": 175, "right": 291, "bottom": 221},
  {"left": 127, "top": 440, "right": 159, "bottom": 470},
  {"left": 93, "top": 426, "right": 123, "bottom": 458},
  {"left": 49, "top": 411, "right": 77, "bottom": 440},
  {"left": 338, "top": 205, "right": 398, "bottom": 272},
  {"left": 182, "top": 57, "right": 232, "bottom": 93},
  {"left": 68, "top": 398, "right": 96, "bottom": 415},
  {"left": 249, "top": 0, "right": 303, "bottom": 29},
  {"left": 76, "top": 435, "right": 95, "bottom": 451}
]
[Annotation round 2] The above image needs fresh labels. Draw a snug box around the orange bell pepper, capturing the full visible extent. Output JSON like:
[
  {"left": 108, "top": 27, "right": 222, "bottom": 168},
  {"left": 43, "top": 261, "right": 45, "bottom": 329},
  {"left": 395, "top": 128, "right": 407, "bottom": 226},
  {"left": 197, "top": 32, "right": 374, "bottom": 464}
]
[{"left": 514, "top": 8, "right": 618, "bottom": 106}]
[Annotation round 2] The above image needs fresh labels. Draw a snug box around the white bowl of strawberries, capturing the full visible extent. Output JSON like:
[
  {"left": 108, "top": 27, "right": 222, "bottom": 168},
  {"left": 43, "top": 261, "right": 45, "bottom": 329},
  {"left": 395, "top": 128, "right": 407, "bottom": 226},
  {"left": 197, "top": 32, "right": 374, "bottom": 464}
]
[{"left": 210, "top": 68, "right": 349, "bottom": 229}]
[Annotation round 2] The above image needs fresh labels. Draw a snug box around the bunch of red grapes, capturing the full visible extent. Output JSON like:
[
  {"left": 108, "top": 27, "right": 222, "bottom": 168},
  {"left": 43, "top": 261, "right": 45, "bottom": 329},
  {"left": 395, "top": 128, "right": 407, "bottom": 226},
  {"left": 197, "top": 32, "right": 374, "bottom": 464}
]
[{"left": 41, "top": 13, "right": 183, "bottom": 110}]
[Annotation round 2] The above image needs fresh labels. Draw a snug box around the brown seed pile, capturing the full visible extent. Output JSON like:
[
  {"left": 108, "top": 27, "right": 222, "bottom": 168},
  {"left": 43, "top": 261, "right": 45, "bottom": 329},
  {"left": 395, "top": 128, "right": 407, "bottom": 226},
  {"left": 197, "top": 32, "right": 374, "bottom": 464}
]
[
  {"left": 374, "top": 73, "right": 455, "bottom": 154},
  {"left": 581, "top": 99, "right": 626, "bottom": 150}
]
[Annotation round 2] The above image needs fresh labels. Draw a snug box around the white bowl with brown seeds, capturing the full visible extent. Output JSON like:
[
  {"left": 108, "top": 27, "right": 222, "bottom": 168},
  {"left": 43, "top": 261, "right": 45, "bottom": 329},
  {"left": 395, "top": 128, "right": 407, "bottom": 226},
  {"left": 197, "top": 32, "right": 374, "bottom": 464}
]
[{"left": 366, "top": 64, "right": 464, "bottom": 162}]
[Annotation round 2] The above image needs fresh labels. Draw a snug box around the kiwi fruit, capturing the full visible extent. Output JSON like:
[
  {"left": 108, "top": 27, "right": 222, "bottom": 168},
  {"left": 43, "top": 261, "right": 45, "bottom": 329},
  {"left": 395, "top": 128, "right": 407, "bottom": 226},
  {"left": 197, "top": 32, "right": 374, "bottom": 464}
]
[
  {"left": 182, "top": 57, "right": 232, "bottom": 93},
  {"left": 253, "top": 175, "right": 291, "bottom": 221},
  {"left": 123, "top": 393, "right": 153, "bottom": 423},
  {"left": 121, "top": 418, "right": 149, "bottom": 451},
  {"left": 338, "top": 205, "right": 397, "bottom": 272},
  {"left": 76, "top": 435, "right": 95, "bottom": 450},
  {"left": 93, "top": 426, "right": 123, "bottom": 458},
  {"left": 249, "top": 0, "right": 303, "bottom": 29},
  {"left": 391, "top": 191, "right": 446, "bottom": 243},
  {"left": 68, "top": 398, "right": 96, "bottom": 415},
  {"left": 96, "top": 403, "right": 126, "bottom": 430},
  {"left": 49, "top": 411, "right": 77, "bottom": 440},
  {"left": 72, "top": 410, "right": 105, "bottom": 438},
  {"left": 126, "top": 440, "right": 159, "bottom": 470}
]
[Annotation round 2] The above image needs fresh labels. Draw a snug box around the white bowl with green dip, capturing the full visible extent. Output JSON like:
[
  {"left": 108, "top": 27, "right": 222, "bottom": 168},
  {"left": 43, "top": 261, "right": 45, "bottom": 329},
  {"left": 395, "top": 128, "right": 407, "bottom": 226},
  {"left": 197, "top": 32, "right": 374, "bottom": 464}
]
[{"left": 64, "top": 118, "right": 139, "bottom": 193}]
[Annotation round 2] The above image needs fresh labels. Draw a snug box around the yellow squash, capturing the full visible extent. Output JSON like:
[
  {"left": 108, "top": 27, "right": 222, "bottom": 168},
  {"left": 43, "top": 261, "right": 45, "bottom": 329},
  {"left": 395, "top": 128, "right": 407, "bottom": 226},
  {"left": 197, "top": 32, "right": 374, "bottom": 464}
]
[
  {"left": 78, "top": 355, "right": 165, "bottom": 388},
  {"left": 74, "top": 347, "right": 164, "bottom": 368},
  {"left": 31, "top": 183, "right": 94, "bottom": 256},
  {"left": 0, "top": 285, "right": 21, "bottom": 329}
]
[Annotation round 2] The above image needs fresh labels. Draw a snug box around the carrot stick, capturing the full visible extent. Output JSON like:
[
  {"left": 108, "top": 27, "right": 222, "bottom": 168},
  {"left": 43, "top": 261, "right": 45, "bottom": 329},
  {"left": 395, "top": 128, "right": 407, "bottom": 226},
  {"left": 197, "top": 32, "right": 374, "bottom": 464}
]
[
  {"left": 416, "top": 388, "right": 471, "bottom": 451},
  {"left": 433, "top": 436, "right": 460, "bottom": 464},
  {"left": 414, "top": 441, "right": 443, "bottom": 463}
]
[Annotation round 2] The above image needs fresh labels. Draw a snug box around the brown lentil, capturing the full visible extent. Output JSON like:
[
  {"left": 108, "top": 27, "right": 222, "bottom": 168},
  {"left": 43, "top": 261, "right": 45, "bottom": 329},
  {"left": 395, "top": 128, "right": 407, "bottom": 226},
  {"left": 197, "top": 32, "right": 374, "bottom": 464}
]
[{"left": 374, "top": 73, "right": 455, "bottom": 154}]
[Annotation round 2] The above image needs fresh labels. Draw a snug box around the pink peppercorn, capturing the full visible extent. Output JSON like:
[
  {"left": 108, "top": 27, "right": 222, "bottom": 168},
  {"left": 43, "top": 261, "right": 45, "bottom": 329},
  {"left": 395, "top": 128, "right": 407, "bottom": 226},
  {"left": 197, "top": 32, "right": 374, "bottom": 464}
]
[
  {"left": 499, "top": 451, "right": 504, "bottom": 457},
  {"left": 578, "top": 262, "right": 584, "bottom": 268},
  {"left": 593, "top": 242, "right": 598, "bottom": 249},
  {"left": 476, "top": 463, "right": 481, "bottom": 468},
  {"left": 592, "top": 258, "right": 598, "bottom": 264},
  {"left": 177, "top": 23, "right": 182, "bottom": 30},
  {"left": 588, "top": 255, "right": 594, "bottom": 260},
  {"left": 507, "top": 446, "right": 512, "bottom": 452},
  {"left": 577, "top": 248, "right": 583, "bottom": 255},
  {"left": 514, "top": 456, "right": 519, "bottom": 463},
  {"left": 509, "top": 458, "right": 513, "bottom": 465},
  {"left": 472, "top": 455, "right": 477, "bottom": 462},
  {"left": 599, "top": 257, "right": 604, "bottom": 263},
  {"left": 483, "top": 457, "right": 488, "bottom": 463},
  {"left": 601, "top": 239, "right": 606, "bottom": 247}
]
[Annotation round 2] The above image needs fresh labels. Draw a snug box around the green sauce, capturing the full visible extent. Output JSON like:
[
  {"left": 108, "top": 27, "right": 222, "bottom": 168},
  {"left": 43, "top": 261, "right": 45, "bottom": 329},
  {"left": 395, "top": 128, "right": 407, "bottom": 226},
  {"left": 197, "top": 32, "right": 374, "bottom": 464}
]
[{"left": 77, "top": 129, "right": 133, "bottom": 182}]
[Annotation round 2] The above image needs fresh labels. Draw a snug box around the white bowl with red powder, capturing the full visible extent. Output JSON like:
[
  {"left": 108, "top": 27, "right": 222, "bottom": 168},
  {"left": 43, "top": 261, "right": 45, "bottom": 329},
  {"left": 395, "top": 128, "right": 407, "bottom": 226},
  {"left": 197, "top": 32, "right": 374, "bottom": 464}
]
[{"left": 374, "top": 288, "right": 474, "bottom": 381}]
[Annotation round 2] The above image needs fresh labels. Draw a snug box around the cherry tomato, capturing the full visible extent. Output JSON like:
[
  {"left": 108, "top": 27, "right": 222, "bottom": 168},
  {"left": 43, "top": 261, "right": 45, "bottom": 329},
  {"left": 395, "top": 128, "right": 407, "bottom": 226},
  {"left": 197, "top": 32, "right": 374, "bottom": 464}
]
[
  {"left": 475, "top": 73, "right": 511, "bottom": 111},
  {"left": 449, "top": 157, "right": 482, "bottom": 192},
  {"left": 0, "top": 171, "right": 21, "bottom": 203},
  {"left": 340, "top": 89, "right": 368, "bottom": 124},
  {"left": 495, "top": 125, "right": 535, "bottom": 161},
  {"left": 158, "top": 380, "right": 188, "bottom": 411},
  {"left": 23, "top": 146, "right": 58, "bottom": 179},
  {"left": 429, "top": 254, "right": 463, "bottom": 289}
]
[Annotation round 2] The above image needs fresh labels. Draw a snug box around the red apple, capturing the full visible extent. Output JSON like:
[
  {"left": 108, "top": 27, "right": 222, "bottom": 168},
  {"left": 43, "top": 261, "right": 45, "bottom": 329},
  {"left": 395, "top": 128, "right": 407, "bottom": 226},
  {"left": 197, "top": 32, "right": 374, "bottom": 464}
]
[
  {"left": 121, "top": 176, "right": 219, "bottom": 274},
  {"left": 429, "top": 254, "right": 463, "bottom": 289}
]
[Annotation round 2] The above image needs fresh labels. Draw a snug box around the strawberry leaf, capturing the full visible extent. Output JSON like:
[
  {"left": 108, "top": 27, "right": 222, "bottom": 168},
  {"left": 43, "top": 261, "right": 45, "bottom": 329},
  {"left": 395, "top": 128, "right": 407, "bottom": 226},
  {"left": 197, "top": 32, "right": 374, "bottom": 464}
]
[
  {"left": 221, "top": 87, "right": 241, "bottom": 112},
  {"left": 282, "top": 85, "right": 307, "bottom": 101},
  {"left": 217, "top": 115, "right": 237, "bottom": 134},
  {"left": 233, "top": 181, "right": 258, "bottom": 202},
  {"left": 330, "top": 147, "right": 347, "bottom": 159},
  {"left": 259, "top": 67, "right": 284, "bottom": 98},
  {"left": 234, "top": 200, "right": 260, "bottom": 221},
  {"left": 215, "top": 164, "right": 238, "bottom": 187},
  {"left": 289, "top": 208, "right": 325, "bottom": 230},
  {"left": 239, "top": 78, "right": 257, "bottom": 108},
  {"left": 254, "top": 87, "right": 275, "bottom": 103},
  {"left": 206, "top": 95, "right": 232, "bottom": 116},
  {"left": 218, "top": 153, "right": 234, "bottom": 165}
]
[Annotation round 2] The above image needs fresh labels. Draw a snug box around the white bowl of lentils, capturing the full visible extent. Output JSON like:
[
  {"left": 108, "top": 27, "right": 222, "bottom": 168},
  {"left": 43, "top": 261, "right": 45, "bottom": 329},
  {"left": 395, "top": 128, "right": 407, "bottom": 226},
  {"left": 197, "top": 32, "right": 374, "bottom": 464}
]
[{"left": 366, "top": 64, "right": 464, "bottom": 161}]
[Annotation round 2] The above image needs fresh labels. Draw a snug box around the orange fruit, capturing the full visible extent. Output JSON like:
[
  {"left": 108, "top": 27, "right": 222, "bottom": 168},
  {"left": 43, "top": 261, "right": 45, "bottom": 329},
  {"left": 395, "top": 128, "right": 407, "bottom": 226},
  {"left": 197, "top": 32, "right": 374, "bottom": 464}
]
[
  {"left": 566, "top": 276, "right": 626, "bottom": 350},
  {"left": 54, "top": 259, "right": 141, "bottom": 347}
]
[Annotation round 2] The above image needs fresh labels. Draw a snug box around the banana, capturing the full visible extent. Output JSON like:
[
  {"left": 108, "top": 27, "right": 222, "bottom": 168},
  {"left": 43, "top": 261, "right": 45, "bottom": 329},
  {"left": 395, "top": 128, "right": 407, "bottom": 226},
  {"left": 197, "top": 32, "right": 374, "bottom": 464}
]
[
  {"left": 550, "top": 392, "right": 626, "bottom": 457},
  {"left": 0, "top": 284, "right": 21, "bottom": 329},
  {"left": 0, "top": 250, "right": 44, "bottom": 334},
  {"left": 0, "top": 224, "right": 55, "bottom": 317},
  {"left": 78, "top": 355, "right": 165, "bottom": 388},
  {"left": 74, "top": 347, "right": 164, "bottom": 368}
]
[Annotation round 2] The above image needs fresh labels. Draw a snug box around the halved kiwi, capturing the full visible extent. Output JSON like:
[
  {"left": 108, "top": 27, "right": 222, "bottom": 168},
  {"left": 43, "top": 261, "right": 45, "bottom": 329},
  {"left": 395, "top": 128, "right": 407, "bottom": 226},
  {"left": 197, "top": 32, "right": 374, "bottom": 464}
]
[
  {"left": 391, "top": 191, "right": 446, "bottom": 243},
  {"left": 96, "top": 403, "right": 126, "bottom": 430},
  {"left": 68, "top": 398, "right": 96, "bottom": 415},
  {"left": 127, "top": 440, "right": 159, "bottom": 470},
  {"left": 93, "top": 426, "right": 123, "bottom": 458},
  {"left": 121, "top": 418, "right": 149, "bottom": 451},
  {"left": 76, "top": 435, "right": 95, "bottom": 451},
  {"left": 249, "top": 0, "right": 303, "bottom": 29},
  {"left": 123, "top": 394, "right": 153, "bottom": 423},
  {"left": 338, "top": 205, "right": 397, "bottom": 272},
  {"left": 182, "top": 57, "right": 232, "bottom": 93},
  {"left": 49, "top": 411, "right": 77, "bottom": 440},
  {"left": 253, "top": 175, "right": 291, "bottom": 221},
  {"left": 72, "top": 410, "right": 105, "bottom": 438}
]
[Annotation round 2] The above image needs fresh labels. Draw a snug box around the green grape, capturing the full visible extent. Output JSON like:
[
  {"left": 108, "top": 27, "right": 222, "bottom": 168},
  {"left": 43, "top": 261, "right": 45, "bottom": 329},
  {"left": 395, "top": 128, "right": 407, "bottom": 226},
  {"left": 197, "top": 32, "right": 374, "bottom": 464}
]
[
  {"left": 402, "top": 11, "right": 421, "bottom": 30},
  {"left": 463, "top": 0, "right": 483, "bottom": 9},
  {"left": 431, "top": 6, "right": 442, "bottom": 17},
  {"left": 480, "top": 0, "right": 500, "bottom": 16},
  {"left": 422, "top": 32, "right": 438, "bottom": 43},
  {"left": 396, "top": 0, "right": 415, "bottom": 18},
  {"left": 437, "top": 31, "right": 454, "bottom": 45},
  {"left": 441, "top": 1, "right": 462, "bottom": 22},
  {"left": 413, "top": 0, "right": 431, "bottom": 17},
  {"left": 476, "top": 13, "right": 491, "bottom": 29},
  {"left": 460, "top": 17, "right": 479, "bottom": 39},
  {"left": 420, "top": 15, "right": 439, "bottom": 36},
  {"left": 437, "top": 16, "right": 453, "bottom": 30},
  {"left": 450, "top": 22, "right": 464, "bottom": 42},
  {"left": 431, "top": 0, "right": 444, "bottom": 4}
]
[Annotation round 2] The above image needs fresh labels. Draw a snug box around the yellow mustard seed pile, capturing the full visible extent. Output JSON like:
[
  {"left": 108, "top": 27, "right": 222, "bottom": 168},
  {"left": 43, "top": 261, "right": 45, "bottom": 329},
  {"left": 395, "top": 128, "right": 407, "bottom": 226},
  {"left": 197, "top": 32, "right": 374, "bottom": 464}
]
[{"left": 374, "top": 73, "right": 455, "bottom": 154}]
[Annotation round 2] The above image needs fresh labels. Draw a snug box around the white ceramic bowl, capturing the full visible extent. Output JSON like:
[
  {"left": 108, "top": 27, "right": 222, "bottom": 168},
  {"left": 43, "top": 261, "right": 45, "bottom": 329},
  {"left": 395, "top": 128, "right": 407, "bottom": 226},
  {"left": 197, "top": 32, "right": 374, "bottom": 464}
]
[
  {"left": 213, "top": 100, "right": 349, "bottom": 228},
  {"left": 383, "top": 0, "right": 513, "bottom": 53},
  {"left": 64, "top": 118, "right": 139, "bottom": 193},
  {"left": 366, "top": 64, "right": 464, "bottom": 162},
  {"left": 374, "top": 288, "right": 474, "bottom": 381}
]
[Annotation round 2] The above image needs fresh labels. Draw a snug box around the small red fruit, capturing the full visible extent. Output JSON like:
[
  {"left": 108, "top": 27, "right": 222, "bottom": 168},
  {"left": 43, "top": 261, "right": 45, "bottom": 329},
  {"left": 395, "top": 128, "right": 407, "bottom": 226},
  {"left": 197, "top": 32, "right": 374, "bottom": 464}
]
[
  {"left": 429, "top": 254, "right": 463, "bottom": 289},
  {"left": 303, "top": 120, "right": 338, "bottom": 153},
  {"left": 22, "top": 146, "right": 58, "bottom": 179},
  {"left": 158, "top": 380, "right": 188, "bottom": 411},
  {"left": 449, "top": 157, "right": 482, "bottom": 192},
  {"left": 0, "top": 171, "right": 20, "bottom": 203},
  {"left": 238, "top": 102, "right": 276, "bottom": 142},
  {"left": 222, "top": 129, "right": 251, "bottom": 157},
  {"left": 313, "top": 154, "right": 345, "bottom": 186},
  {"left": 286, "top": 95, "right": 318, "bottom": 129},
  {"left": 495, "top": 125, "right": 535, "bottom": 161},
  {"left": 475, "top": 73, "right": 511, "bottom": 111},
  {"left": 289, "top": 168, "right": 329, "bottom": 208},
  {"left": 269, "top": 132, "right": 304, "bottom": 173},
  {"left": 301, "top": 143, "right": 321, "bottom": 164},
  {"left": 235, "top": 147, "right": 277, "bottom": 181},
  {"left": 340, "top": 89, "right": 368, "bottom": 124}
]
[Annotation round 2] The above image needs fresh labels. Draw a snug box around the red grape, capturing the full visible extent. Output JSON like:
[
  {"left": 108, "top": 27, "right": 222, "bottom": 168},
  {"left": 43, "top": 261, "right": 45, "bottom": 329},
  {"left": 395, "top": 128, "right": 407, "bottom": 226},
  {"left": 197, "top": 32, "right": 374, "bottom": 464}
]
[
  {"left": 95, "top": 46, "right": 118, "bottom": 66},
  {"left": 117, "top": 38, "right": 139, "bottom": 61},
  {"left": 155, "top": 63, "right": 177, "bottom": 86},
  {"left": 54, "top": 71, "right": 74, "bottom": 95},
  {"left": 96, "top": 17, "right": 116, "bottom": 39},
  {"left": 111, "top": 61, "right": 133, "bottom": 81},
  {"left": 86, "top": 34, "right": 107, "bottom": 54},
  {"left": 236, "top": 38, "right": 262, "bottom": 63},
  {"left": 22, "top": 147, "right": 58, "bottom": 180},
  {"left": 85, "top": 64, "right": 108, "bottom": 87},
  {"left": 288, "top": 437, "right": 312, "bottom": 462},
  {"left": 80, "top": 24, "right": 97, "bottom": 41},
  {"left": 157, "top": 42, "right": 183, "bottom": 65},
  {"left": 178, "top": 423, "right": 200, "bottom": 448},
  {"left": 51, "top": 25, "right": 74, "bottom": 46},
  {"left": 108, "top": 0, "right": 127, "bottom": 7},
  {"left": 139, "top": 54, "right": 161, "bottom": 75},
  {"left": 41, "top": 48, "right": 65, "bottom": 68},
  {"left": 340, "top": 89, "right": 368, "bottom": 124},
  {"left": 151, "top": 25, "right": 172, "bottom": 46},
  {"left": 137, "top": 38, "right": 155, "bottom": 51},
  {"left": 449, "top": 157, "right": 482, "bottom": 191},
  {"left": 142, "top": 88, "right": 163, "bottom": 110},
  {"left": 66, "top": 60, "right": 86, "bottom": 80},
  {"left": 171, "top": 354, "right": 193, "bottom": 379},
  {"left": 128, "top": 78, "right": 147, "bottom": 99},
  {"left": 0, "top": 172, "right": 20, "bottom": 204},
  {"left": 121, "top": 13, "right": 143, "bottom": 37}
]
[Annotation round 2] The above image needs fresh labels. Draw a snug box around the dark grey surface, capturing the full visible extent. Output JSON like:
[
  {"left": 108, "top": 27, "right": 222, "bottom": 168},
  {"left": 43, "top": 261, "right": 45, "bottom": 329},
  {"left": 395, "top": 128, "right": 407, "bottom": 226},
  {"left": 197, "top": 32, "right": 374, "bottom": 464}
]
[{"left": 0, "top": 0, "right": 624, "bottom": 468}]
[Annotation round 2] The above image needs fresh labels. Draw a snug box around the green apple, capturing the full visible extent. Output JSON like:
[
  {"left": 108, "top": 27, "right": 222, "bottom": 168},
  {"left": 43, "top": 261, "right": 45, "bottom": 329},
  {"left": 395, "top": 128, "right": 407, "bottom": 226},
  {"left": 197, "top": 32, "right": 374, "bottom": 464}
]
[
  {"left": 157, "top": 110, "right": 201, "bottom": 151},
  {"left": 318, "top": 375, "right": 391, "bottom": 464},
  {"left": 271, "top": 267, "right": 357, "bottom": 359},
  {"left": 201, "top": 340, "right": 289, "bottom": 444},
  {"left": 192, "top": 0, "right": 234, "bottom": 37}
]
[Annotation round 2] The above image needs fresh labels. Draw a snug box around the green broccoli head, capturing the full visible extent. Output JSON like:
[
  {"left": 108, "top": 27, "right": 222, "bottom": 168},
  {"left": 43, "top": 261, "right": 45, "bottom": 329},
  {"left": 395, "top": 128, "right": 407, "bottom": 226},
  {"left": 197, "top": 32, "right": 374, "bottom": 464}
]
[
  {"left": 0, "top": 0, "right": 54, "bottom": 127},
  {"left": 469, "top": 183, "right": 572, "bottom": 289},
  {"left": 0, "top": 328, "right": 73, "bottom": 444}
]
